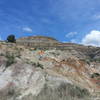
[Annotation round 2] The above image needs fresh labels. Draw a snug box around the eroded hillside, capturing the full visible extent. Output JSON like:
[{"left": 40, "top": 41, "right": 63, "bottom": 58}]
[{"left": 0, "top": 42, "right": 100, "bottom": 100}]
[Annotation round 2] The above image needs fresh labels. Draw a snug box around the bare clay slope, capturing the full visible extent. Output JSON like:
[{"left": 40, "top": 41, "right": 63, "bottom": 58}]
[{"left": 0, "top": 42, "right": 100, "bottom": 100}]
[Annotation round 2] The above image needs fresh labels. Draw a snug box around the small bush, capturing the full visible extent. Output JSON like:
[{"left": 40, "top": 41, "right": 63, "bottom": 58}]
[
  {"left": 75, "top": 86, "right": 89, "bottom": 98},
  {"left": 5, "top": 53, "right": 16, "bottom": 67},
  {"left": 36, "top": 62, "right": 44, "bottom": 69},
  {"left": 32, "top": 62, "right": 44, "bottom": 69}
]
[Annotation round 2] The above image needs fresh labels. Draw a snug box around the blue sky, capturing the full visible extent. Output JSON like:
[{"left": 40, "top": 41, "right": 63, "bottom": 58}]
[{"left": 0, "top": 0, "right": 100, "bottom": 46}]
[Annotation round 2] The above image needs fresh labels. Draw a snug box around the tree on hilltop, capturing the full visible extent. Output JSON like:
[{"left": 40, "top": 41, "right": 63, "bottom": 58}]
[{"left": 7, "top": 34, "right": 16, "bottom": 43}]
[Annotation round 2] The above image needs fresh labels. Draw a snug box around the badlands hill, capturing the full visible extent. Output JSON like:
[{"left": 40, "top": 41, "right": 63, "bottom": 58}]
[{"left": 0, "top": 36, "right": 100, "bottom": 100}]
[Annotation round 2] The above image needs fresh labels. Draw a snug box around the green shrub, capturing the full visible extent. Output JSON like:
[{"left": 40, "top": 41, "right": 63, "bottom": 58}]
[{"left": 27, "top": 61, "right": 44, "bottom": 69}]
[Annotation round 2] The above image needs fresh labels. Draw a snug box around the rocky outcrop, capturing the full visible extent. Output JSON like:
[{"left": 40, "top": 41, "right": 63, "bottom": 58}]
[
  {"left": 16, "top": 36, "right": 100, "bottom": 59},
  {"left": 0, "top": 42, "right": 100, "bottom": 100}
]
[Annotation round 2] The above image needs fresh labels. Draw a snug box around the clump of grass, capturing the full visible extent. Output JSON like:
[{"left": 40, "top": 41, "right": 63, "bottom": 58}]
[
  {"left": 83, "top": 57, "right": 100, "bottom": 64},
  {"left": 91, "top": 73, "right": 100, "bottom": 78},
  {"left": 0, "top": 53, "right": 5, "bottom": 56},
  {"left": 58, "top": 83, "right": 90, "bottom": 98}
]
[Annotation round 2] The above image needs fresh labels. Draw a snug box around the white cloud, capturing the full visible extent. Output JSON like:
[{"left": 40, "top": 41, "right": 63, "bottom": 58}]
[
  {"left": 65, "top": 32, "right": 77, "bottom": 38},
  {"left": 82, "top": 30, "right": 100, "bottom": 46},
  {"left": 22, "top": 27, "right": 33, "bottom": 33}
]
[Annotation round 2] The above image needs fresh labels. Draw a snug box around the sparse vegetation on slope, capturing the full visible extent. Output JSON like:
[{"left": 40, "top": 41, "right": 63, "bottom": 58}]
[{"left": 0, "top": 41, "right": 100, "bottom": 100}]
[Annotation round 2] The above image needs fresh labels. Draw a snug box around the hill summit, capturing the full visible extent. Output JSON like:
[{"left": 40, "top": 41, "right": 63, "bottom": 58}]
[{"left": 17, "top": 35, "right": 59, "bottom": 43}]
